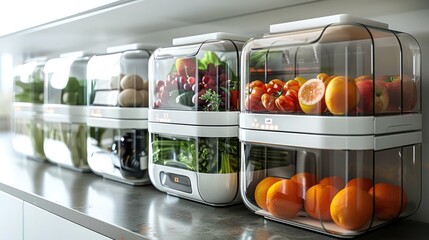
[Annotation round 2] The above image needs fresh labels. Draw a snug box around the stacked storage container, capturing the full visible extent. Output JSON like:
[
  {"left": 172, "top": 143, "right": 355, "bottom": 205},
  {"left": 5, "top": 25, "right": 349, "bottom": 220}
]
[
  {"left": 148, "top": 32, "right": 247, "bottom": 205},
  {"left": 43, "top": 52, "right": 92, "bottom": 172},
  {"left": 239, "top": 15, "right": 422, "bottom": 237},
  {"left": 12, "top": 58, "right": 47, "bottom": 161},
  {"left": 86, "top": 44, "right": 151, "bottom": 185}
]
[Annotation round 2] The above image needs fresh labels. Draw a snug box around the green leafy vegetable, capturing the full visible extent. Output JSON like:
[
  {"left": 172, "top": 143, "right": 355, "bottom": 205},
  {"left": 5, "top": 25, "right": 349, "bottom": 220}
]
[
  {"left": 199, "top": 89, "right": 221, "bottom": 111},
  {"left": 152, "top": 134, "right": 239, "bottom": 174}
]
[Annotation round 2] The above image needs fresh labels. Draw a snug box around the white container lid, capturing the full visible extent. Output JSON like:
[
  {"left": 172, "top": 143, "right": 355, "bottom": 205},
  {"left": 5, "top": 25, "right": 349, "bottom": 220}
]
[
  {"left": 172, "top": 32, "right": 249, "bottom": 45},
  {"left": 88, "top": 106, "right": 148, "bottom": 120},
  {"left": 149, "top": 109, "right": 239, "bottom": 126},
  {"left": 106, "top": 43, "right": 150, "bottom": 53},
  {"left": 270, "top": 14, "right": 388, "bottom": 33}
]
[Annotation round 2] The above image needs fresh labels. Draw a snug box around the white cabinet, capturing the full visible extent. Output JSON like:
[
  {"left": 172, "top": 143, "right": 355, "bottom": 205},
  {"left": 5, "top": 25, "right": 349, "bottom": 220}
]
[
  {"left": 23, "top": 203, "right": 111, "bottom": 240},
  {"left": 0, "top": 191, "right": 23, "bottom": 240}
]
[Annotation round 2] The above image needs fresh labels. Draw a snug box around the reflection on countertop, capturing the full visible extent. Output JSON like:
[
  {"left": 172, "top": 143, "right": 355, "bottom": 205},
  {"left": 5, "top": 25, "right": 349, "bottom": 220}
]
[{"left": 1, "top": 131, "right": 428, "bottom": 240}]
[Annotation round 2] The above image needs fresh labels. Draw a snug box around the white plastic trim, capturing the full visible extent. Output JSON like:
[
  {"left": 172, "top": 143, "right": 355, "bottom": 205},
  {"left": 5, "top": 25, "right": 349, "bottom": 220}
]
[
  {"left": 87, "top": 117, "right": 148, "bottom": 129},
  {"left": 149, "top": 109, "right": 239, "bottom": 126},
  {"left": 270, "top": 14, "right": 388, "bottom": 33},
  {"left": 149, "top": 122, "right": 238, "bottom": 138},
  {"left": 172, "top": 32, "right": 249, "bottom": 45},
  {"left": 88, "top": 106, "right": 148, "bottom": 120},
  {"left": 106, "top": 43, "right": 149, "bottom": 53}
]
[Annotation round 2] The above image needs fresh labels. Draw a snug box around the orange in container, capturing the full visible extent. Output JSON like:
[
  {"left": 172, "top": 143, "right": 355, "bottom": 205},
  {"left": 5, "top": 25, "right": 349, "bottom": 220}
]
[{"left": 266, "top": 179, "right": 302, "bottom": 219}]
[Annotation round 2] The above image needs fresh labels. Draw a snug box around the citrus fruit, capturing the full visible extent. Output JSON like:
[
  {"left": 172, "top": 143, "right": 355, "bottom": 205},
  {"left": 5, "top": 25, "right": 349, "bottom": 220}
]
[
  {"left": 291, "top": 172, "right": 317, "bottom": 199},
  {"left": 325, "top": 76, "right": 360, "bottom": 115},
  {"left": 368, "top": 183, "right": 408, "bottom": 220},
  {"left": 266, "top": 179, "right": 303, "bottom": 219},
  {"left": 254, "top": 176, "right": 283, "bottom": 210},
  {"left": 304, "top": 184, "right": 339, "bottom": 221},
  {"left": 294, "top": 76, "right": 307, "bottom": 86},
  {"left": 330, "top": 186, "right": 373, "bottom": 230},
  {"left": 346, "top": 177, "right": 373, "bottom": 192},
  {"left": 298, "top": 78, "right": 326, "bottom": 114},
  {"left": 320, "top": 176, "right": 346, "bottom": 190}
]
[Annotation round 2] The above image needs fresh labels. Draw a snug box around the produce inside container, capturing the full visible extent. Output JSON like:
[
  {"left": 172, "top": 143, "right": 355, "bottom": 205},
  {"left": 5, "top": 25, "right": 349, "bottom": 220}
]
[
  {"left": 240, "top": 141, "right": 421, "bottom": 237},
  {"left": 43, "top": 122, "right": 88, "bottom": 170},
  {"left": 44, "top": 54, "right": 90, "bottom": 106},
  {"left": 13, "top": 61, "right": 45, "bottom": 104},
  {"left": 88, "top": 127, "right": 149, "bottom": 181},
  {"left": 151, "top": 134, "right": 239, "bottom": 174},
  {"left": 242, "top": 23, "right": 421, "bottom": 116},
  {"left": 149, "top": 36, "right": 244, "bottom": 112},
  {"left": 12, "top": 113, "right": 46, "bottom": 160},
  {"left": 87, "top": 49, "right": 150, "bottom": 108}
]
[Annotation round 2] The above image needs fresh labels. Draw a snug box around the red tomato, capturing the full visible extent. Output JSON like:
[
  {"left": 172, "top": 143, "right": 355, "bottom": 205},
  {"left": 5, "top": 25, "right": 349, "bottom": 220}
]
[
  {"left": 245, "top": 94, "right": 265, "bottom": 112},
  {"left": 261, "top": 93, "right": 279, "bottom": 112},
  {"left": 275, "top": 95, "right": 295, "bottom": 112},
  {"left": 269, "top": 79, "right": 285, "bottom": 87},
  {"left": 251, "top": 86, "right": 267, "bottom": 98},
  {"left": 249, "top": 80, "right": 265, "bottom": 88},
  {"left": 283, "top": 79, "right": 300, "bottom": 92},
  {"left": 265, "top": 83, "right": 283, "bottom": 95}
]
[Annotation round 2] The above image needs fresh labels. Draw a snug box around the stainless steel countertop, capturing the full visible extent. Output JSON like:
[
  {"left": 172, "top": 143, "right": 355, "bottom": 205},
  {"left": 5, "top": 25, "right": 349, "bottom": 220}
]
[{"left": 1, "top": 131, "right": 428, "bottom": 240}]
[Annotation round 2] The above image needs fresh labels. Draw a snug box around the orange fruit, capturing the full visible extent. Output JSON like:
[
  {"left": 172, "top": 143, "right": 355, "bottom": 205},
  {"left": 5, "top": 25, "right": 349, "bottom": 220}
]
[
  {"left": 325, "top": 76, "right": 360, "bottom": 115},
  {"left": 330, "top": 186, "right": 373, "bottom": 230},
  {"left": 320, "top": 176, "right": 346, "bottom": 190},
  {"left": 254, "top": 177, "right": 283, "bottom": 210},
  {"left": 294, "top": 76, "right": 307, "bottom": 86},
  {"left": 368, "top": 183, "right": 408, "bottom": 220},
  {"left": 266, "top": 179, "right": 303, "bottom": 219},
  {"left": 346, "top": 178, "right": 373, "bottom": 192},
  {"left": 304, "top": 184, "right": 339, "bottom": 221},
  {"left": 291, "top": 172, "right": 317, "bottom": 199},
  {"left": 298, "top": 78, "right": 326, "bottom": 114}
]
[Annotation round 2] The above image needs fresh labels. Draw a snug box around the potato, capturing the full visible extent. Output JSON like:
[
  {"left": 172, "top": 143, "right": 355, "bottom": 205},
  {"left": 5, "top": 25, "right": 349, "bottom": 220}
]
[
  {"left": 142, "top": 79, "right": 149, "bottom": 90},
  {"left": 139, "top": 90, "right": 148, "bottom": 107},
  {"left": 118, "top": 89, "right": 143, "bottom": 107},
  {"left": 120, "top": 74, "right": 143, "bottom": 90}
]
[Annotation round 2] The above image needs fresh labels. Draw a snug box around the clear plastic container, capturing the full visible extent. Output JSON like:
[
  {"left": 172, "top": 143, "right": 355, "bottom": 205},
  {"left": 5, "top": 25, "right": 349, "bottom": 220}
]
[
  {"left": 87, "top": 45, "right": 150, "bottom": 114},
  {"left": 87, "top": 124, "right": 150, "bottom": 185},
  {"left": 240, "top": 131, "right": 422, "bottom": 237},
  {"left": 149, "top": 32, "right": 246, "bottom": 116},
  {"left": 86, "top": 44, "right": 151, "bottom": 184},
  {"left": 43, "top": 52, "right": 91, "bottom": 172},
  {"left": 241, "top": 14, "right": 421, "bottom": 120},
  {"left": 148, "top": 33, "right": 247, "bottom": 205},
  {"left": 149, "top": 124, "right": 240, "bottom": 205},
  {"left": 239, "top": 15, "right": 422, "bottom": 237},
  {"left": 12, "top": 58, "right": 46, "bottom": 160}
]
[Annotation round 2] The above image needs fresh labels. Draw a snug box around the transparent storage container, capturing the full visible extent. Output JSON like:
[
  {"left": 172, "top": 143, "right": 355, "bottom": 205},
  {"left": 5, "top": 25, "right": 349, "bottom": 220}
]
[
  {"left": 87, "top": 44, "right": 150, "bottom": 113},
  {"left": 241, "top": 14, "right": 421, "bottom": 127},
  {"left": 86, "top": 44, "right": 151, "bottom": 184},
  {"left": 43, "top": 52, "right": 91, "bottom": 172},
  {"left": 239, "top": 15, "right": 422, "bottom": 237},
  {"left": 87, "top": 121, "right": 150, "bottom": 185},
  {"left": 148, "top": 32, "right": 246, "bottom": 118},
  {"left": 149, "top": 123, "right": 240, "bottom": 205},
  {"left": 12, "top": 58, "right": 46, "bottom": 161},
  {"left": 148, "top": 33, "right": 247, "bottom": 205},
  {"left": 240, "top": 131, "right": 422, "bottom": 237}
]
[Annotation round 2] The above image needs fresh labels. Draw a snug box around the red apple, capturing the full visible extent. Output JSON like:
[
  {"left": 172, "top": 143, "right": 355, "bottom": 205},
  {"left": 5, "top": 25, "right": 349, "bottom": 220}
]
[
  {"left": 384, "top": 75, "right": 417, "bottom": 112},
  {"left": 175, "top": 58, "right": 196, "bottom": 78},
  {"left": 356, "top": 79, "right": 389, "bottom": 114}
]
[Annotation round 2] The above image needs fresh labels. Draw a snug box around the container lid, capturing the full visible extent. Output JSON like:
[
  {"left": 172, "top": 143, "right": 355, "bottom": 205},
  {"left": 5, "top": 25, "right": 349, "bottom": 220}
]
[
  {"left": 106, "top": 43, "right": 150, "bottom": 53},
  {"left": 270, "top": 14, "right": 388, "bottom": 33},
  {"left": 172, "top": 32, "right": 249, "bottom": 45}
]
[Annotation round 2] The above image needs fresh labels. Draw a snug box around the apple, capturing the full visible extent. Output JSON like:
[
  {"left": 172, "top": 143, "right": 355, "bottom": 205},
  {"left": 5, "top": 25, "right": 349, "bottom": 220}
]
[
  {"left": 384, "top": 75, "right": 417, "bottom": 112},
  {"left": 175, "top": 58, "right": 196, "bottom": 78},
  {"left": 356, "top": 79, "right": 389, "bottom": 114}
]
